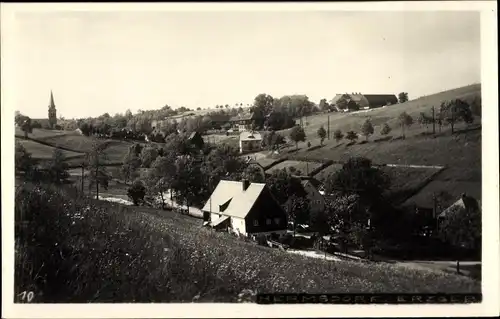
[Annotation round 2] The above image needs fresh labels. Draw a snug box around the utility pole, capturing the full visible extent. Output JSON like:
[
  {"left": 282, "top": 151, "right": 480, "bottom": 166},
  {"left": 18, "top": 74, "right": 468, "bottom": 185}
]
[
  {"left": 432, "top": 106, "right": 436, "bottom": 135},
  {"left": 81, "top": 162, "right": 85, "bottom": 195},
  {"left": 327, "top": 115, "right": 330, "bottom": 140}
]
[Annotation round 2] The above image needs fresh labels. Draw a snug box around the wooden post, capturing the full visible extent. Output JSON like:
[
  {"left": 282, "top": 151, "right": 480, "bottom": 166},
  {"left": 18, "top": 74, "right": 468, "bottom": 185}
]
[
  {"left": 432, "top": 106, "right": 436, "bottom": 134},
  {"left": 81, "top": 163, "right": 85, "bottom": 195},
  {"left": 327, "top": 115, "right": 330, "bottom": 140}
]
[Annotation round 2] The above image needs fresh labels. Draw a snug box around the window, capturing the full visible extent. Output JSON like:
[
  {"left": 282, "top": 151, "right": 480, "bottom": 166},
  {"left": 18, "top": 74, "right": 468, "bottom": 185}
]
[
  {"left": 274, "top": 218, "right": 280, "bottom": 225},
  {"left": 253, "top": 220, "right": 259, "bottom": 226},
  {"left": 266, "top": 219, "right": 271, "bottom": 225}
]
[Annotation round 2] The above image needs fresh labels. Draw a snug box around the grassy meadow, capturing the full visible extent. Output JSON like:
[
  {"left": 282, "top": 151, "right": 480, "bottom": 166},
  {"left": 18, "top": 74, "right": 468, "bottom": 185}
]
[
  {"left": 265, "top": 160, "right": 323, "bottom": 176},
  {"left": 15, "top": 183, "right": 480, "bottom": 303},
  {"left": 15, "top": 138, "right": 85, "bottom": 160}
]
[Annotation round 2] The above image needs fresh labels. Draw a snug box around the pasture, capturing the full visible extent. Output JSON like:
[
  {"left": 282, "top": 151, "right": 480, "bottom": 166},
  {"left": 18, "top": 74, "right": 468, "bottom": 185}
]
[
  {"left": 15, "top": 127, "right": 73, "bottom": 139},
  {"left": 16, "top": 138, "right": 84, "bottom": 160},
  {"left": 265, "top": 160, "right": 323, "bottom": 176},
  {"left": 280, "top": 83, "right": 481, "bottom": 147}
]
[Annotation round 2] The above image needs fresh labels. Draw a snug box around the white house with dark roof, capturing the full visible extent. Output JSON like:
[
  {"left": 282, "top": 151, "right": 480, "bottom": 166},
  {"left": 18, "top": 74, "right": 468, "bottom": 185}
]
[
  {"left": 239, "top": 131, "right": 262, "bottom": 154},
  {"left": 201, "top": 179, "right": 288, "bottom": 236}
]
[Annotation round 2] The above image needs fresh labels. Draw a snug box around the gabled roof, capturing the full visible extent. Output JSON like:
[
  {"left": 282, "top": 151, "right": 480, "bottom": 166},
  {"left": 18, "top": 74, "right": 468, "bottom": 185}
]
[
  {"left": 201, "top": 180, "right": 266, "bottom": 219},
  {"left": 240, "top": 131, "right": 262, "bottom": 141},
  {"left": 230, "top": 112, "right": 254, "bottom": 122},
  {"left": 439, "top": 195, "right": 480, "bottom": 218},
  {"left": 363, "top": 94, "right": 398, "bottom": 106},
  {"left": 301, "top": 177, "right": 322, "bottom": 190},
  {"left": 188, "top": 131, "right": 202, "bottom": 140},
  {"left": 329, "top": 94, "right": 344, "bottom": 105}
]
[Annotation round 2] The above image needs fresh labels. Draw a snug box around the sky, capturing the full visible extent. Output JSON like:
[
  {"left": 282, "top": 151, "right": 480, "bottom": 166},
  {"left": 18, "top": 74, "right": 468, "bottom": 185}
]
[{"left": 10, "top": 9, "right": 481, "bottom": 119}]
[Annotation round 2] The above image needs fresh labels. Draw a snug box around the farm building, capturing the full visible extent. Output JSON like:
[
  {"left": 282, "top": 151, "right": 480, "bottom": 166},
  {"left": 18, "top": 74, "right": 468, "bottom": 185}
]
[
  {"left": 201, "top": 180, "right": 288, "bottom": 236},
  {"left": 438, "top": 193, "right": 480, "bottom": 220},
  {"left": 239, "top": 131, "right": 262, "bottom": 154},
  {"left": 229, "top": 112, "right": 256, "bottom": 131},
  {"left": 187, "top": 131, "right": 204, "bottom": 149},
  {"left": 283, "top": 176, "right": 326, "bottom": 216},
  {"left": 329, "top": 93, "right": 398, "bottom": 111}
]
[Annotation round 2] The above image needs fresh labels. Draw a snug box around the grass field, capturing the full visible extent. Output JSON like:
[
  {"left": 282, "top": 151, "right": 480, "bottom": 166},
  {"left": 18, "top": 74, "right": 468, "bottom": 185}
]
[
  {"left": 15, "top": 183, "right": 480, "bottom": 302},
  {"left": 265, "top": 160, "right": 323, "bottom": 176},
  {"left": 403, "top": 180, "right": 482, "bottom": 209},
  {"left": 16, "top": 138, "right": 85, "bottom": 160},
  {"left": 280, "top": 83, "right": 481, "bottom": 146},
  {"left": 15, "top": 127, "right": 73, "bottom": 139}
]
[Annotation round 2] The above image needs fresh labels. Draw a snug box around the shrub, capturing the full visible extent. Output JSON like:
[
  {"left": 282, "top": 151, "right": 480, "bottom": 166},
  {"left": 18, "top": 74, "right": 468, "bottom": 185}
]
[{"left": 127, "top": 180, "right": 146, "bottom": 205}]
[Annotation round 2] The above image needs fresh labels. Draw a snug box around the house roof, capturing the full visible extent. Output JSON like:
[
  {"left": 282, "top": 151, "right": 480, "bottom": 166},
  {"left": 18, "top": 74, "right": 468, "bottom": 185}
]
[
  {"left": 240, "top": 131, "right": 262, "bottom": 141},
  {"left": 201, "top": 180, "right": 266, "bottom": 219},
  {"left": 329, "top": 94, "right": 344, "bottom": 105},
  {"left": 188, "top": 131, "right": 201, "bottom": 140},
  {"left": 363, "top": 94, "right": 398, "bottom": 106},
  {"left": 230, "top": 112, "right": 254, "bottom": 122},
  {"left": 439, "top": 195, "right": 480, "bottom": 218},
  {"left": 301, "top": 177, "right": 322, "bottom": 190}
]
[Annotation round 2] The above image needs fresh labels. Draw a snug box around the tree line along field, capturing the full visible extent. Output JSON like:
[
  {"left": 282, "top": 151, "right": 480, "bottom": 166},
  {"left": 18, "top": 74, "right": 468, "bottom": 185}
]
[{"left": 15, "top": 183, "right": 480, "bottom": 302}]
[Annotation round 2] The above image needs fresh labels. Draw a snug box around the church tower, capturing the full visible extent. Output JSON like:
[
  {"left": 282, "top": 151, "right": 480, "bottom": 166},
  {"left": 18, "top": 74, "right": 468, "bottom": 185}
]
[{"left": 48, "top": 90, "right": 57, "bottom": 128}]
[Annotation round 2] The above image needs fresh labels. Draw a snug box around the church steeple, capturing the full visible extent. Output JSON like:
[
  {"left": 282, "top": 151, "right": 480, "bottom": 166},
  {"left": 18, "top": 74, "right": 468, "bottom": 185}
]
[
  {"left": 49, "top": 90, "right": 55, "bottom": 109},
  {"left": 48, "top": 90, "right": 57, "bottom": 128}
]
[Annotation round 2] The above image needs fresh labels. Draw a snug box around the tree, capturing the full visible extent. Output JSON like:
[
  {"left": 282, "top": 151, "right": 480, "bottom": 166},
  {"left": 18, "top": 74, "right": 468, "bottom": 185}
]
[
  {"left": 398, "top": 111, "right": 413, "bottom": 139},
  {"left": 251, "top": 93, "right": 275, "bottom": 128},
  {"left": 46, "top": 148, "right": 69, "bottom": 184},
  {"left": 21, "top": 117, "right": 32, "bottom": 139},
  {"left": 319, "top": 99, "right": 330, "bottom": 111},
  {"left": 440, "top": 99, "right": 474, "bottom": 133},
  {"left": 121, "top": 148, "right": 141, "bottom": 183},
  {"left": 417, "top": 112, "right": 432, "bottom": 132},
  {"left": 360, "top": 119, "right": 374, "bottom": 141},
  {"left": 324, "top": 157, "right": 391, "bottom": 198},
  {"left": 242, "top": 164, "right": 266, "bottom": 183},
  {"left": 86, "top": 142, "right": 110, "bottom": 200},
  {"left": 289, "top": 126, "right": 306, "bottom": 150},
  {"left": 439, "top": 203, "right": 481, "bottom": 273},
  {"left": 333, "top": 129, "right": 344, "bottom": 144},
  {"left": 317, "top": 126, "right": 327, "bottom": 145},
  {"left": 380, "top": 123, "right": 391, "bottom": 136},
  {"left": 287, "top": 195, "right": 310, "bottom": 236},
  {"left": 345, "top": 130, "right": 358, "bottom": 143},
  {"left": 140, "top": 146, "right": 159, "bottom": 168},
  {"left": 266, "top": 169, "right": 307, "bottom": 206},
  {"left": 15, "top": 142, "right": 35, "bottom": 177},
  {"left": 146, "top": 155, "right": 177, "bottom": 209},
  {"left": 196, "top": 107, "right": 201, "bottom": 111},
  {"left": 127, "top": 180, "right": 146, "bottom": 206},
  {"left": 398, "top": 92, "right": 409, "bottom": 103}
]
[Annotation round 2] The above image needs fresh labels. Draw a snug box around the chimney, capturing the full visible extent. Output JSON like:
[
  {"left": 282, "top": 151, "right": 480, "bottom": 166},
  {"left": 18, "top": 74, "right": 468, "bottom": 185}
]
[
  {"left": 242, "top": 179, "right": 250, "bottom": 191},
  {"left": 461, "top": 193, "right": 467, "bottom": 200}
]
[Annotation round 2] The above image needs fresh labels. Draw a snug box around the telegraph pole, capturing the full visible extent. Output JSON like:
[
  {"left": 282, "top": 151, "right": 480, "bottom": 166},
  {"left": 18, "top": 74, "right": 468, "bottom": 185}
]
[
  {"left": 327, "top": 115, "right": 330, "bottom": 140},
  {"left": 81, "top": 162, "right": 85, "bottom": 195},
  {"left": 432, "top": 106, "right": 436, "bottom": 135}
]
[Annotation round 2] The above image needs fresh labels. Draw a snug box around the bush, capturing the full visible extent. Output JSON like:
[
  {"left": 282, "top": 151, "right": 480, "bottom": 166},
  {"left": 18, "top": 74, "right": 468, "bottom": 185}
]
[{"left": 127, "top": 180, "right": 146, "bottom": 205}]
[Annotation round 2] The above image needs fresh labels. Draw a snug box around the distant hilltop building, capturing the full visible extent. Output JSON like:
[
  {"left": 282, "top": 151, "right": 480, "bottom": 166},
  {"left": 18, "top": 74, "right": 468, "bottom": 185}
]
[
  {"left": 31, "top": 91, "right": 58, "bottom": 129},
  {"left": 330, "top": 93, "right": 398, "bottom": 112}
]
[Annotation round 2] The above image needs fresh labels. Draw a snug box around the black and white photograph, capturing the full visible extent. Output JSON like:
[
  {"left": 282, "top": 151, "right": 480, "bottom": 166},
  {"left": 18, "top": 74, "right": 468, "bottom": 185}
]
[{"left": 2, "top": 1, "right": 498, "bottom": 318}]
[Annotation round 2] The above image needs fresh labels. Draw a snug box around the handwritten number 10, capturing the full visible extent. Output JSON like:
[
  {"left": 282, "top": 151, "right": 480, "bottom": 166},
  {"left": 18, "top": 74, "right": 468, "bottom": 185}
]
[{"left": 18, "top": 291, "right": 34, "bottom": 302}]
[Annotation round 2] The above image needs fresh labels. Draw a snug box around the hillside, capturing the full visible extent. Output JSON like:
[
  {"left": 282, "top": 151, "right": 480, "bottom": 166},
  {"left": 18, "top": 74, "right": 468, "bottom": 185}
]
[
  {"left": 263, "top": 84, "right": 482, "bottom": 207},
  {"left": 15, "top": 183, "right": 480, "bottom": 302}
]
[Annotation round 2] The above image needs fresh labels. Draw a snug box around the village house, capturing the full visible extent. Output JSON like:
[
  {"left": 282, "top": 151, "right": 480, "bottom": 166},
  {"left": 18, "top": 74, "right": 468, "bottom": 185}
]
[
  {"left": 300, "top": 177, "right": 326, "bottom": 215},
  {"left": 187, "top": 131, "right": 205, "bottom": 150},
  {"left": 438, "top": 193, "right": 480, "bottom": 221},
  {"left": 239, "top": 131, "right": 263, "bottom": 154},
  {"left": 201, "top": 180, "right": 288, "bottom": 237},
  {"left": 229, "top": 112, "right": 256, "bottom": 131}
]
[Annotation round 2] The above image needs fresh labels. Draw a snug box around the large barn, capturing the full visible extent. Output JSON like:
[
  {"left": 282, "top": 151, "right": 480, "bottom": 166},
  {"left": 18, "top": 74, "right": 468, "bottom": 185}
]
[{"left": 330, "top": 93, "right": 398, "bottom": 111}]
